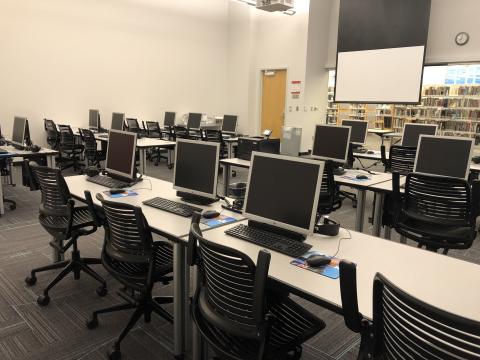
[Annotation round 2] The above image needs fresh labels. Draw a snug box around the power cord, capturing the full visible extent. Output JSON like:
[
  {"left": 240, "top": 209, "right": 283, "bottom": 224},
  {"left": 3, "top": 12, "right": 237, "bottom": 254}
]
[{"left": 331, "top": 228, "right": 351, "bottom": 258}]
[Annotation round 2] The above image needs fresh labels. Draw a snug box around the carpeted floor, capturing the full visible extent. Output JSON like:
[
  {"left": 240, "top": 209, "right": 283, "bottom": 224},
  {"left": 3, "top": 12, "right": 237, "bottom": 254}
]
[{"left": 1, "top": 148, "right": 479, "bottom": 360}]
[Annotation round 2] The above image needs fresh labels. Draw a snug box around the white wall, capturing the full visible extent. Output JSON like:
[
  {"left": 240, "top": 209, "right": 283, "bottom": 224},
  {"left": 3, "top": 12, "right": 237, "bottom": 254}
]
[
  {"left": 0, "top": 0, "right": 229, "bottom": 146},
  {"left": 326, "top": 0, "right": 480, "bottom": 68}
]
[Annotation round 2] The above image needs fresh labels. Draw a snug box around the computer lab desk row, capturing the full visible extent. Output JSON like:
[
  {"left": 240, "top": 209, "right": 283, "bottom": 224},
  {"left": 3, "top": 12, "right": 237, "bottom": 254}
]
[
  {"left": 63, "top": 174, "right": 480, "bottom": 359},
  {"left": 0, "top": 145, "right": 58, "bottom": 215}
]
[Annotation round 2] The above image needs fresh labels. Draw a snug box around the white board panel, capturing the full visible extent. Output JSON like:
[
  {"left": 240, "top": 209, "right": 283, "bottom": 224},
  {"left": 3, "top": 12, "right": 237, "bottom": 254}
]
[{"left": 335, "top": 46, "right": 425, "bottom": 103}]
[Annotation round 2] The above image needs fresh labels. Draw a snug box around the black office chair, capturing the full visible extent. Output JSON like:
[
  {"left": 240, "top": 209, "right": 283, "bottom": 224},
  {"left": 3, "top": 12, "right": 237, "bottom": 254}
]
[
  {"left": 58, "top": 124, "right": 84, "bottom": 172},
  {"left": 24, "top": 162, "right": 106, "bottom": 306},
  {"left": 318, "top": 160, "right": 342, "bottom": 216},
  {"left": 392, "top": 172, "right": 479, "bottom": 254},
  {"left": 44, "top": 119, "right": 60, "bottom": 150},
  {"left": 0, "top": 157, "right": 16, "bottom": 213},
  {"left": 173, "top": 125, "right": 190, "bottom": 140},
  {"left": 125, "top": 118, "right": 146, "bottom": 137},
  {"left": 144, "top": 121, "right": 169, "bottom": 166},
  {"left": 188, "top": 216, "right": 325, "bottom": 360},
  {"left": 339, "top": 144, "right": 357, "bottom": 207},
  {"left": 339, "top": 260, "right": 480, "bottom": 359},
  {"left": 79, "top": 128, "right": 106, "bottom": 168},
  {"left": 85, "top": 193, "right": 174, "bottom": 360}
]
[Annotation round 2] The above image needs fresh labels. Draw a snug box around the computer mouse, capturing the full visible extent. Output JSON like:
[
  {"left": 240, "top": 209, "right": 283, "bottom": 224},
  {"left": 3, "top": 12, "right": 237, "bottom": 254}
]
[
  {"left": 306, "top": 255, "right": 331, "bottom": 268},
  {"left": 109, "top": 189, "right": 125, "bottom": 195},
  {"left": 356, "top": 174, "right": 369, "bottom": 180},
  {"left": 202, "top": 210, "right": 220, "bottom": 219},
  {"left": 367, "top": 150, "right": 375, "bottom": 154}
]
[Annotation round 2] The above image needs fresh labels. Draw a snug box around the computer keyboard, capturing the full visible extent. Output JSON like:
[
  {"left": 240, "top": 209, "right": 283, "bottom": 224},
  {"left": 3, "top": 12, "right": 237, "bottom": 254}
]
[
  {"left": 87, "top": 175, "right": 130, "bottom": 189},
  {"left": 225, "top": 224, "right": 312, "bottom": 258},
  {"left": 143, "top": 197, "right": 203, "bottom": 217}
]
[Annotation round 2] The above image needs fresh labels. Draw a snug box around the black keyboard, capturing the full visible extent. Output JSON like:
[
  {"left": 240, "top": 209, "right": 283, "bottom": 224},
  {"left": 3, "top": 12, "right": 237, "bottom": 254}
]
[
  {"left": 143, "top": 197, "right": 203, "bottom": 217},
  {"left": 87, "top": 175, "right": 130, "bottom": 189},
  {"left": 225, "top": 224, "right": 311, "bottom": 258}
]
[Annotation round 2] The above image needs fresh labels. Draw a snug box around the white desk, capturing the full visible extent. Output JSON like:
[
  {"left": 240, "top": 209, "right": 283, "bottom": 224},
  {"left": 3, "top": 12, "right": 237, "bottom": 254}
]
[
  {"left": 219, "top": 158, "right": 393, "bottom": 234},
  {"left": 64, "top": 175, "right": 243, "bottom": 358},
  {"left": 189, "top": 221, "right": 480, "bottom": 323}
]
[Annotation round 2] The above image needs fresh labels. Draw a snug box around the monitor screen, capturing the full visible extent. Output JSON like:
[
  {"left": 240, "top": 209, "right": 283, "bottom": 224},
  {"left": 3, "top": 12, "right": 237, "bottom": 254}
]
[
  {"left": 401, "top": 123, "right": 438, "bottom": 147},
  {"left": 111, "top": 113, "right": 125, "bottom": 131},
  {"left": 341, "top": 119, "right": 368, "bottom": 145},
  {"left": 105, "top": 130, "right": 137, "bottom": 179},
  {"left": 89, "top": 109, "right": 99, "bottom": 129},
  {"left": 187, "top": 113, "right": 202, "bottom": 129},
  {"left": 12, "top": 117, "right": 27, "bottom": 145},
  {"left": 244, "top": 153, "right": 323, "bottom": 235},
  {"left": 222, "top": 115, "right": 238, "bottom": 133},
  {"left": 414, "top": 136, "right": 473, "bottom": 180},
  {"left": 312, "top": 124, "right": 351, "bottom": 163},
  {"left": 173, "top": 139, "right": 219, "bottom": 199},
  {"left": 164, "top": 112, "right": 176, "bottom": 127}
]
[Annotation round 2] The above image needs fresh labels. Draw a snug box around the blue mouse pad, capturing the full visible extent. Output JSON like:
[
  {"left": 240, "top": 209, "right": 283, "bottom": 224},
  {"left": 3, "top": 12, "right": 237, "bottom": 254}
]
[{"left": 290, "top": 251, "right": 340, "bottom": 279}]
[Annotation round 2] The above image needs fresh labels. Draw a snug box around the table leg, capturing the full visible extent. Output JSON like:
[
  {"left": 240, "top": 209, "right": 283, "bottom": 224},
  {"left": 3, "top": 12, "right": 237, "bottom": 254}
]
[
  {"left": 355, "top": 189, "right": 366, "bottom": 232},
  {"left": 222, "top": 163, "right": 230, "bottom": 197},
  {"left": 227, "top": 142, "right": 233, "bottom": 159},
  {"left": 139, "top": 149, "right": 147, "bottom": 175},
  {"left": 174, "top": 242, "right": 186, "bottom": 358},
  {"left": 0, "top": 177, "right": 4, "bottom": 215},
  {"left": 47, "top": 154, "right": 56, "bottom": 168},
  {"left": 167, "top": 148, "right": 172, "bottom": 167},
  {"left": 372, "top": 192, "right": 384, "bottom": 237},
  {"left": 384, "top": 226, "right": 392, "bottom": 239}
]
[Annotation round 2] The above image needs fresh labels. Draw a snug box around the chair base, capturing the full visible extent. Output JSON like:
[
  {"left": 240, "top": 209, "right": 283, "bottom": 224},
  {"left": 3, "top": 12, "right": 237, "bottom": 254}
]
[
  {"left": 86, "top": 287, "right": 173, "bottom": 359},
  {"left": 25, "top": 249, "right": 106, "bottom": 306}
]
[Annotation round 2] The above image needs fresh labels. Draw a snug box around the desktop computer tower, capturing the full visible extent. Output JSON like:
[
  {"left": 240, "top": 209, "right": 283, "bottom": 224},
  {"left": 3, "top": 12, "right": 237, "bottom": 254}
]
[
  {"left": 280, "top": 126, "right": 302, "bottom": 156},
  {"left": 237, "top": 137, "right": 280, "bottom": 161}
]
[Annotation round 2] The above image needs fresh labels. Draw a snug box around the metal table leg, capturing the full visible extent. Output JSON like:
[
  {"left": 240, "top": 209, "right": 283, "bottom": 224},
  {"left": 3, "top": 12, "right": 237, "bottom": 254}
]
[
  {"left": 47, "top": 154, "right": 56, "bottom": 168},
  {"left": 355, "top": 189, "right": 366, "bottom": 232},
  {"left": 0, "top": 176, "right": 4, "bottom": 215},
  {"left": 384, "top": 226, "right": 392, "bottom": 239},
  {"left": 173, "top": 242, "right": 187, "bottom": 358},
  {"left": 222, "top": 163, "right": 230, "bottom": 197},
  {"left": 372, "top": 192, "right": 384, "bottom": 237},
  {"left": 139, "top": 149, "right": 147, "bottom": 175}
]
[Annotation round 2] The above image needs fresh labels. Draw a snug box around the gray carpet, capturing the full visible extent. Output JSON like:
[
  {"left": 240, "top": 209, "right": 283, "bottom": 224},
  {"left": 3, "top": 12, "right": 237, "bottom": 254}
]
[{"left": 1, "top": 150, "right": 479, "bottom": 360}]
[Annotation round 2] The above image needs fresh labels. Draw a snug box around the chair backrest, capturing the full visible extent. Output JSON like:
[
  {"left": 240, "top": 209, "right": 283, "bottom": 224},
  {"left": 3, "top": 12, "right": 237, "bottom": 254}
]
[
  {"left": 58, "top": 124, "right": 76, "bottom": 149},
  {"left": 203, "top": 129, "right": 223, "bottom": 143},
  {"left": 29, "top": 161, "right": 71, "bottom": 217},
  {"left": 372, "top": 273, "right": 480, "bottom": 359},
  {"left": 126, "top": 118, "right": 140, "bottom": 133},
  {"left": 79, "top": 128, "right": 97, "bottom": 160},
  {"left": 174, "top": 125, "right": 189, "bottom": 139},
  {"left": 97, "top": 194, "right": 153, "bottom": 264},
  {"left": 384, "top": 145, "right": 417, "bottom": 175},
  {"left": 189, "top": 221, "right": 271, "bottom": 337},
  {"left": 145, "top": 121, "right": 161, "bottom": 138},
  {"left": 403, "top": 172, "right": 473, "bottom": 227},
  {"left": 318, "top": 160, "right": 338, "bottom": 214},
  {"left": 44, "top": 119, "right": 60, "bottom": 149}
]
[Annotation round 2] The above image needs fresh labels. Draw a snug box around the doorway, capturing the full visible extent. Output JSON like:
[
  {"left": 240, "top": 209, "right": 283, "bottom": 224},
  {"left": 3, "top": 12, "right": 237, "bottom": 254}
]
[{"left": 260, "top": 69, "right": 287, "bottom": 139}]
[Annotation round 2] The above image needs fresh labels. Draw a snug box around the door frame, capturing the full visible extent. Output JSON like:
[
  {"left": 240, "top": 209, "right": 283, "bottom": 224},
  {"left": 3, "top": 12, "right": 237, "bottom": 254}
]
[{"left": 257, "top": 67, "right": 289, "bottom": 136}]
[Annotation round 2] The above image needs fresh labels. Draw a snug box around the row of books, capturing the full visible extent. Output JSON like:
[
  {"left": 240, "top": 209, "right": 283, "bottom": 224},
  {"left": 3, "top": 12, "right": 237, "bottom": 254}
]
[
  {"left": 422, "top": 97, "right": 480, "bottom": 108},
  {"left": 423, "top": 85, "right": 480, "bottom": 96}
]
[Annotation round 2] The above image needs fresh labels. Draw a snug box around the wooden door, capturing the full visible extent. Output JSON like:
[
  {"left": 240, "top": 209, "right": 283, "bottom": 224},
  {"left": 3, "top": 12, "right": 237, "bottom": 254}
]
[{"left": 261, "top": 69, "right": 287, "bottom": 139}]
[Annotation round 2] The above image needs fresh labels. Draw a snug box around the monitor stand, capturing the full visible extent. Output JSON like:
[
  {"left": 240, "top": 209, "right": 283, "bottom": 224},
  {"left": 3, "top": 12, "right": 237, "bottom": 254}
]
[
  {"left": 103, "top": 171, "right": 143, "bottom": 187},
  {"left": 248, "top": 220, "right": 306, "bottom": 242},
  {"left": 177, "top": 191, "right": 218, "bottom": 206}
]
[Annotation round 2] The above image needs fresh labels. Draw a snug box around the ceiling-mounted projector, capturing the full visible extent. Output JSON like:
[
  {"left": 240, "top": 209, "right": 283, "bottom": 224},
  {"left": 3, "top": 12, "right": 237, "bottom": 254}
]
[{"left": 256, "top": 0, "right": 294, "bottom": 12}]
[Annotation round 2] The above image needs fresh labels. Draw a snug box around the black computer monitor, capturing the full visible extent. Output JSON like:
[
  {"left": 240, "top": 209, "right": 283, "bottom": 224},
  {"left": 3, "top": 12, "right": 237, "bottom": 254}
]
[
  {"left": 401, "top": 123, "right": 438, "bottom": 147},
  {"left": 105, "top": 130, "right": 137, "bottom": 180},
  {"left": 173, "top": 139, "right": 220, "bottom": 201},
  {"left": 187, "top": 113, "right": 202, "bottom": 129},
  {"left": 164, "top": 112, "right": 176, "bottom": 127},
  {"left": 111, "top": 113, "right": 125, "bottom": 131},
  {"left": 311, "top": 124, "right": 351, "bottom": 164},
  {"left": 89, "top": 109, "right": 100, "bottom": 131},
  {"left": 244, "top": 152, "right": 323, "bottom": 235},
  {"left": 341, "top": 119, "right": 368, "bottom": 145},
  {"left": 12, "top": 117, "right": 27, "bottom": 146},
  {"left": 414, "top": 135, "right": 473, "bottom": 180},
  {"left": 222, "top": 115, "right": 238, "bottom": 133}
]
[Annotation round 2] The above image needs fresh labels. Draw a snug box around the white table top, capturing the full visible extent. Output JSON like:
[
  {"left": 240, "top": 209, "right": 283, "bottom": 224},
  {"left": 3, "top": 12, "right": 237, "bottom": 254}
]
[
  {"left": 0, "top": 145, "right": 58, "bottom": 156},
  {"left": 368, "top": 176, "right": 406, "bottom": 194},
  {"left": 64, "top": 175, "right": 243, "bottom": 239},
  {"left": 92, "top": 133, "right": 176, "bottom": 148},
  {"left": 193, "top": 220, "right": 480, "bottom": 322},
  {"left": 334, "top": 170, "right": 393, "bottom": 188},
  {"left": 353, "top": 150, "right": 386, "bottom": 161},
  {"left": 219, "top": 158, "right": 252, "bottom": 168},
  {"left": 368, "top": 129, "right": 394, "bottom": 135}
]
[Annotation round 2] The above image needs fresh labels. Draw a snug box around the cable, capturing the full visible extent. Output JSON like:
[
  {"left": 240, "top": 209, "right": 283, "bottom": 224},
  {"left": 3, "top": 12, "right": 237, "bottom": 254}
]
[
  {"left": 331, "top": 228, "right": 351, "bottom": 258},
  {"left": 130, "top": 178, "right": 152, "bottom": 191}
]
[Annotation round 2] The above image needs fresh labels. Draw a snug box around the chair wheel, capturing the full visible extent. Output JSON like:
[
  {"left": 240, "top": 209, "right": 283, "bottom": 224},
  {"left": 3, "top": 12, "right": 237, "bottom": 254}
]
[
  {"left": 96, "top": 286, "right": 108, "bottom": 297},
  {"left": 37, "top": 295, "right": 50, "bottom": 306},
  {"left": 168, "top": 164, "right": 173, "bottom": 169},
  {"left": 25, "top": 276, "right": 37, "bottom": 286},
  {"left": 9, "top": 204, "right": 16, "bottom": 210},
  {"left": 86, "top": 317, "right": 98, "bottom": 330},
  {"left": 108, "top": 349, "right": 121, "bottom": 360}
]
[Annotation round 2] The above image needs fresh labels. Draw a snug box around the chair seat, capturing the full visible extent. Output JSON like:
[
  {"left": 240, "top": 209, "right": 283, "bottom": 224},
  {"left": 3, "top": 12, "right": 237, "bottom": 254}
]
[
  {"left": 39, "top": 207, "right": 94, "bottom": 233},
  {"left": 194, "top": 294, "right": 325, "bottom": 360},
  {"left": 103, "top": 241, "right": 173, "bottom": 287}
]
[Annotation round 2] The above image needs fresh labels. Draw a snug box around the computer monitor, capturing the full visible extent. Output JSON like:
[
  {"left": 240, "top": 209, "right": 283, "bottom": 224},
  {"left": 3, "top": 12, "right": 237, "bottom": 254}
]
[
  {"left": 414, "top": 135, "right": 474, "bottom": 180},
  {"left": 187, "top": 113, "right": 202, "bottom": 129},
  {"left": 311, "top": 124, "right": 351, "bottom": 164},
  {"left": 105, "top": 130, "right": 137, "bottom": 180},
  {"left": 12, "top": 117, "right": 27, "bottom": 146},
  {"left": 164, "top": 112, "right": 176, "bottom": 127},
  {"left": 111, "top": 112, "right": 125, "bottom": 131},
  {"left": 401, "top": 123, "right": 438, "bottom": 147},
  {"left": 341, "top": 119, "right": 368, "bottom": 145},
  {"left": 244, "top": 152, "right": 323, "bottom": 235},
  {"left": 173, "top": 139, "right": 220, "bottom": 201},
  {"left": 222, "top": 115, "right": 238, "bottom": 133},
  {"left": 89, "top": 109, "right": 100, "bottom": 131}
]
